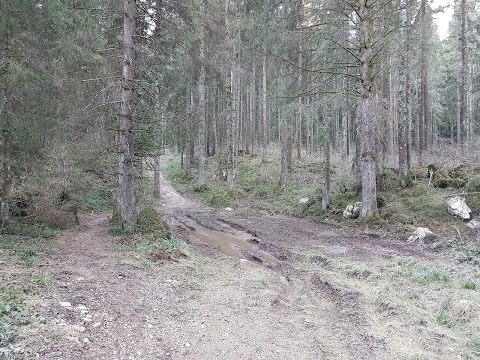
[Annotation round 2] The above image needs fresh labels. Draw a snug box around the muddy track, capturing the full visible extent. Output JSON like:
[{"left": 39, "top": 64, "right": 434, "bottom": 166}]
[
  {"left": 155, "top": 178, "right": 438, "bottom": 360},
  {"left": 16, "top": 176, "right": 444, "bottom": 359}
]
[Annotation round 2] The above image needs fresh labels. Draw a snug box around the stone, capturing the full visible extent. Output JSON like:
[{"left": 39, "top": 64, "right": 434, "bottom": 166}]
[
  {"left": 59, "top": 302, "right": 72, "bottom": 308},
  {"left": 343, "top": 202, "right": 361, "bottom": 219},
  {"left": 407, "top": 227, "right": 437, "bottom": 243},
  {"left": 298, "top": 197, "right": 309, "bottom": 204},
  {"left": 223, "top": 207, "right": 233, "bottom": 212},
  {"left": 467, "top": 219, "right": 480, "bottom": 229},
  {"left": 446, "top": 196, "right": 471, "bottom": 220}
]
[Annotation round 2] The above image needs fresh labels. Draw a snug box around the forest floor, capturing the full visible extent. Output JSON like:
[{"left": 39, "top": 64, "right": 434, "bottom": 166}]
[{"left": 1, "top": 177, "right": 480, "bottom": 360}]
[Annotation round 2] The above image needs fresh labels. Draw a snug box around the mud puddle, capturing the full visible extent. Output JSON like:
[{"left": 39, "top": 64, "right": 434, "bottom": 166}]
[{"left": 174, "top": 217, "right": 259, "bottom": 258}]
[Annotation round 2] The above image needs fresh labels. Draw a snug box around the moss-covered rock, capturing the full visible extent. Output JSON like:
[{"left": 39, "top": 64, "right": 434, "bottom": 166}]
[
  {"left": 137, "top": 207, "right": 170, "bottom": 238},
  {"left": 433, "top": 177, "right": 467, "bottom": 189},
  {"left": 465, "top": 176, "right": 480, "bottom": 192}
]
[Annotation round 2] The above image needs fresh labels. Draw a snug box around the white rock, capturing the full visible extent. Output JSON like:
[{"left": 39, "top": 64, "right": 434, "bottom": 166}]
[
  {"left": 185, "top": 343, "right": 191, "bottom": 347},
  {"left": 92, "top": 322, "right": 101, "bottom": 328},
  {"left": 446, "top": 196, "right": 471, "bottom": 220},
  {"left": 67, "top": 336, "right": 81, "bottom": 345},
  {"left": 298, "top": 197, "right": 309, "bottom": 204},
  {"left": 223, "top": 207, "right": 233, "bottom": 212},
  {"left": 343, "top": 202, "right": 361, "bottom": 219},
  {"left": 467, "top": 219, "right": 480, "bottom": 229},
  {"left": 76, "top": 305, "right": 88, "bottom": 311},
  {"left": 59, "top": 302, "right": 72, "bottom": 308},
  {"left": 72, "top": 325, "right": 86, "bottom": 332},
  {"left": 408, "top": 227, "right": 436, "bottom": 242}
]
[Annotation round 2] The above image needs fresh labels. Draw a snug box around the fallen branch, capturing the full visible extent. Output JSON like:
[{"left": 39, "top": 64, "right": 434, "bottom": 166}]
[{"left": 442, "top": 192, "right": 480, "bottom": 198}]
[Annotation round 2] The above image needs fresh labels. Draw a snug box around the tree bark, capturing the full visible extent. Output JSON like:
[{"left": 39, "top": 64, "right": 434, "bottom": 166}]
[
  {"left": 197, "top": 16, "right": 207, "bottom": 187},
  {"left": 153, "top": 156, "right": 161, "bottom": 199},
  {"left": 261, "top": 47, "right": 268, "bottom": 162},
  {"left": 419, "top": 0, "right": 429, "bottom": 161},
  {"left": 459, "top": 0, "right": 468, "bottom": 144},
  {"left": 321, "top": 140, "right": 331, "bottom": 211},
  {"left": 357, "top": 0, "right": 378, "bottom": 218},
  {"left": 117, "top": 0, "right": 137, "bottom": 229},
  {"left": 398, "top": 0, "right": 410, "bottom": 187},
  {"left": 225, "top": 0, "right": 236, "bottom": 191}
]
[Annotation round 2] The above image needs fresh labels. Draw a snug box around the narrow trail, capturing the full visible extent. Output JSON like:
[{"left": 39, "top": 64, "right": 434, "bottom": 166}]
[{"left": 23, "top": 176, "right": 437, "bottom": 360}]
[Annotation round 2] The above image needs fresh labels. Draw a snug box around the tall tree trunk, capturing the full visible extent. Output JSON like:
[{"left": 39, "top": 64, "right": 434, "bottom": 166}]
[
  {"left": 261, "top": 47, "right": 268, "bottom": 162},
  {"left": 357, "top": 0, "right": 378, "bottom": 218},
  {"left": 321, "top": 140, "right": 331, "bottom": 211},
  {"left": 297, "top": 50, "right": 303, "bottom": 159},
  {"left": 419, "top": 0, "right": 429, "bottom": 162},
  {"left": 398, "top": 0, "right": 410, "bottom": 187},
  {"left": 117, "top": 0, "right": 137, "bottom": 229},
  {"left": 153, "top": 156, "right": 161, "bottom": 199},
  {"left": 225, "top": 0, "right": 236, "bottom": 190},
  {"left": 0, "top": 57, "right": 11, "bottom": 226},
  {"left": 459, "top": 0, "right": 468, "bottom": 144},
  {"left": 280, "top": 117, "right": 287, "bottom": 193},
  {"left": 197, "top": 17, "right": 207, "bottom": 187}
]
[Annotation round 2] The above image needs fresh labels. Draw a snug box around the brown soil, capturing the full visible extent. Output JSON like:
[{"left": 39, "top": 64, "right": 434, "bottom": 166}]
[{"left": 8, "top": 177, "right": 479, "bottom": 360}]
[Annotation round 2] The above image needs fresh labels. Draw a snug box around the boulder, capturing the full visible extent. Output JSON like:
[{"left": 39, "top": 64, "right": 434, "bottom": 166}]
[
  {"left": 343, "top": 202, "right": 361, "bottom": 219},
  {"left": 446, "top": 196, "right": 471, "bottom": 220},
  {"left": 298, "top": 197, "right": 309, "bottom": 205},
  {"left": 407, "top": 227, "right": 437, "bottom": 243}
]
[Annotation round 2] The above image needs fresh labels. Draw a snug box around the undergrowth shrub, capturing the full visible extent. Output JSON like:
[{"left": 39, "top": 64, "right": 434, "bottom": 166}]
[
  {"left": 32, "top": 208, "right": 77, "bottom": 230},
  {"left": 1, "top": 220, "right": 61, "bottom": 238}
]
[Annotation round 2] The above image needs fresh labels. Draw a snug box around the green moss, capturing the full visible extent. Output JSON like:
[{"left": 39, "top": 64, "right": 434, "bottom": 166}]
[
  {"left": 433, "top": 177, "right": 466, "bottom": 189},
  {"left": 137, "top": 207, "right": 170, "bottom": 238},
  {"left": 465, "top": 176, "right": 480, "bottom": 192}
]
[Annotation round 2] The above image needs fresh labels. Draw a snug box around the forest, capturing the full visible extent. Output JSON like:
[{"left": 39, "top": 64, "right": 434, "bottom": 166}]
[
  {"left": 1, "top": 0, "right": 480, "bottom": 227},
  {"left": 1, "top": 0, "right": 480, "bottom": 359}
]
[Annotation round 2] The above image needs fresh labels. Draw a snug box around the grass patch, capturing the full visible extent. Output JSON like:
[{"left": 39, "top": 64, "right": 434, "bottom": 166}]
[
  {"left": 116, "top": 233, "right": 190, "bottom": 265},
  {"left": 19, "top": 249, "right": 38, "bottom": 266},
  {"left": 435, "top": 313, "right": 453, "bottom": 327},
  {"left": 413, "top": 268, "right": 449, "bottom": 285},
  {"left": 463, "top": 280, "right": 477, "bottom": 290},
  {"left": 130, "top": 236, "right": 188, "bottom": 256},
  {"left": 380, "top": 184, "right": 450, "bottom": 225},
  {"left": 0, "top": 225, "right": 56, "bottom": 269},
  {"left": 469, "top": 339, "right": 480, "bottom": 353},
  {"left": 1, "top": 220, "right": 61, "bottom": 239},
  {"left": 0, "top": 287, "right": 29, "bottom": 346},
  {"left": 108, "top": 225, "right": 135, "bottom": 237}
]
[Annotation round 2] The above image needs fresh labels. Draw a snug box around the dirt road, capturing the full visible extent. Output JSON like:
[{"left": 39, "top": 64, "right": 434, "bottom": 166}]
[{"left": 12, "top": 177, "right": 479, "bottom": 359}]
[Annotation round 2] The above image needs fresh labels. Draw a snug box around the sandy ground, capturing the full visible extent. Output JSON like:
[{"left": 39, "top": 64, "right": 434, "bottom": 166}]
[{"left": 7, "top": 177, "right": 480, "bottom": 360}]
